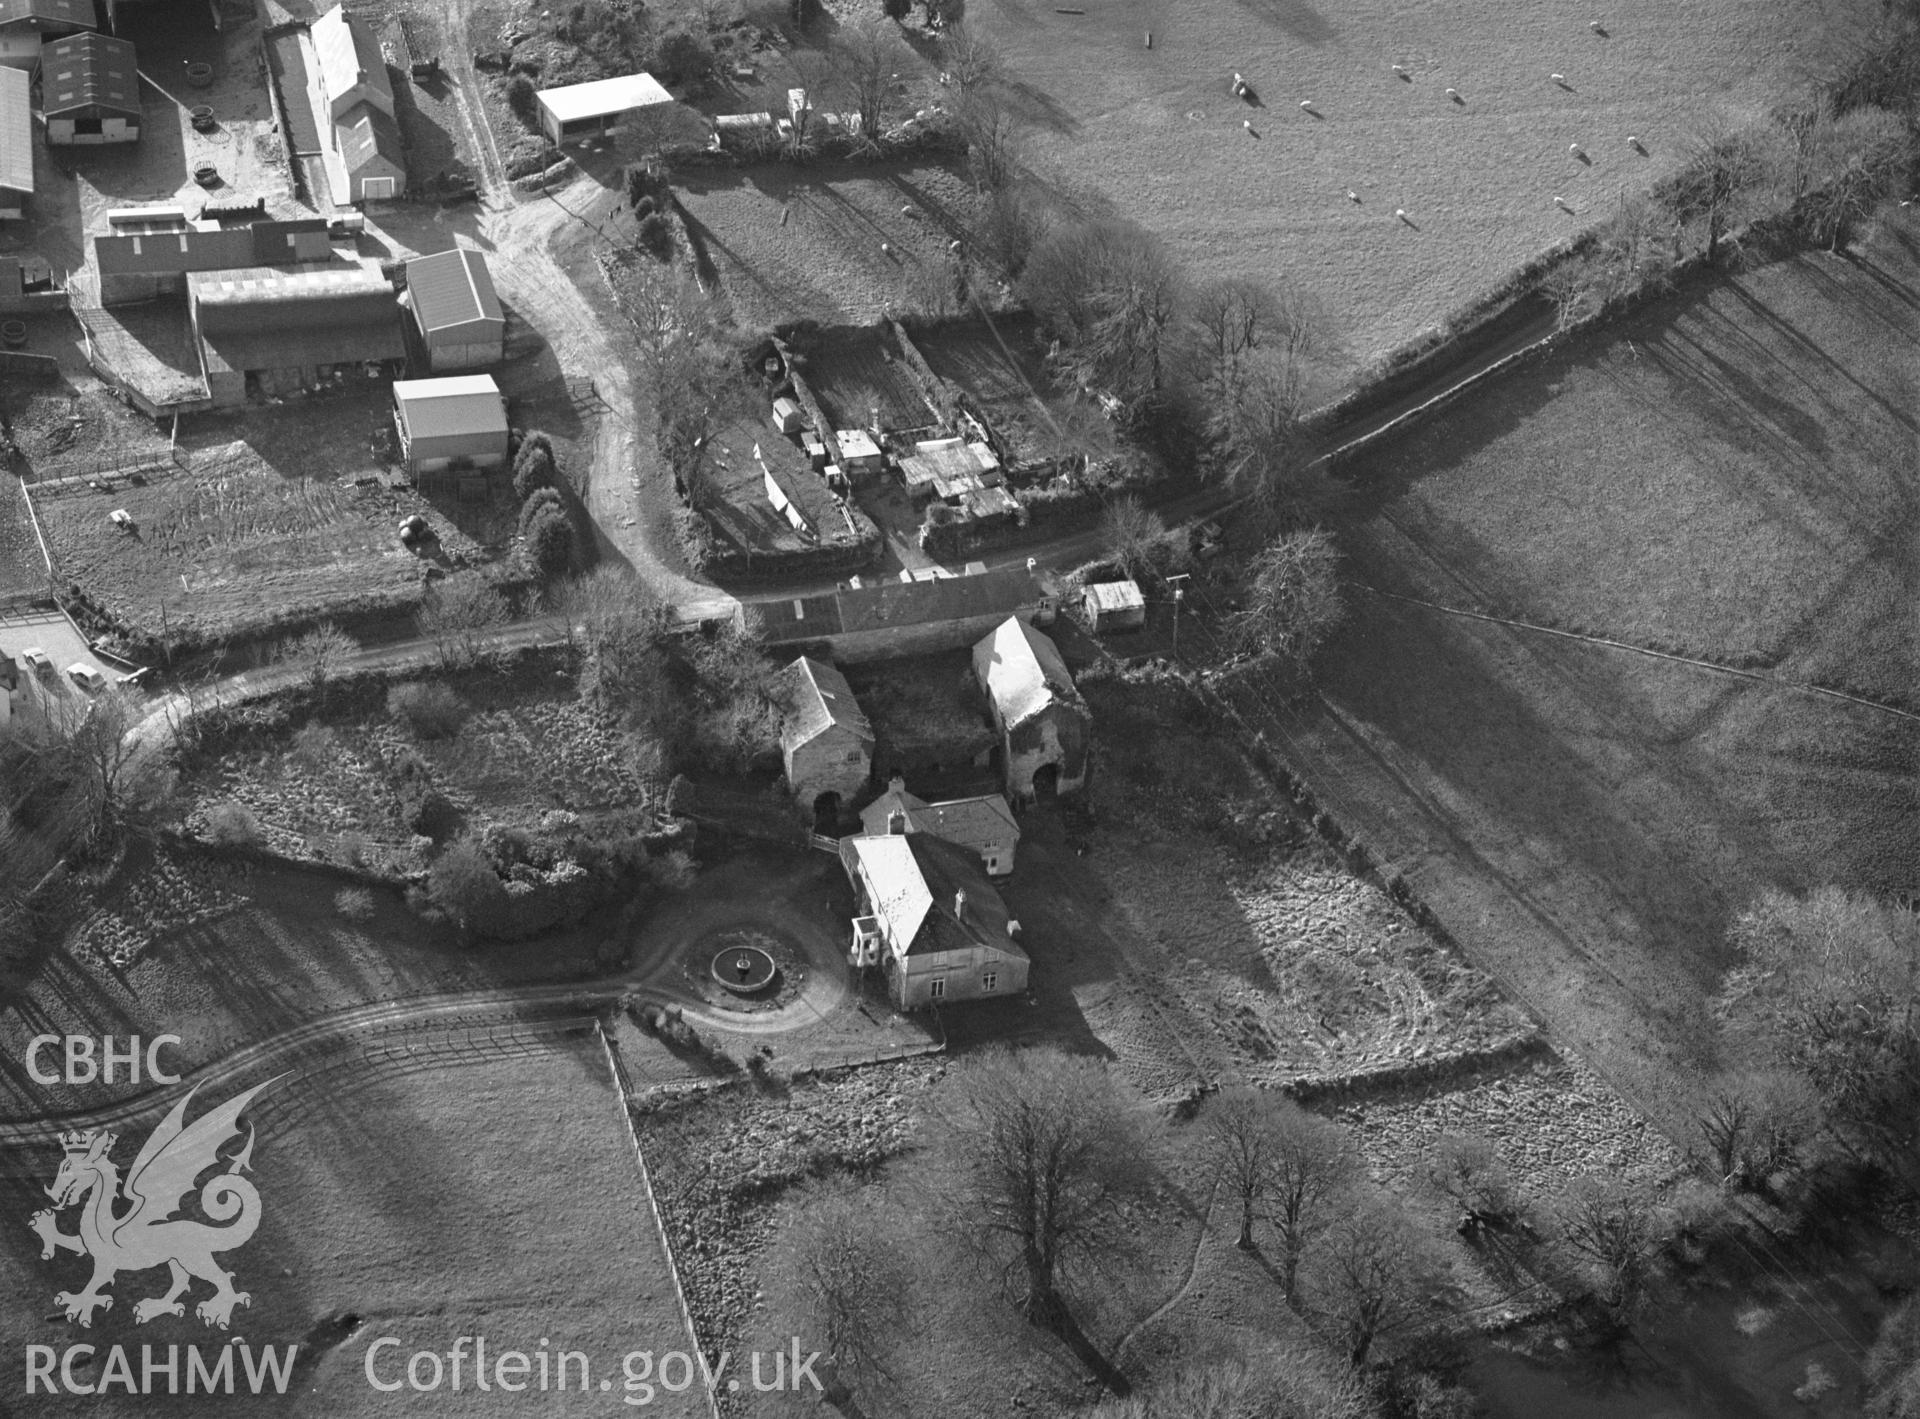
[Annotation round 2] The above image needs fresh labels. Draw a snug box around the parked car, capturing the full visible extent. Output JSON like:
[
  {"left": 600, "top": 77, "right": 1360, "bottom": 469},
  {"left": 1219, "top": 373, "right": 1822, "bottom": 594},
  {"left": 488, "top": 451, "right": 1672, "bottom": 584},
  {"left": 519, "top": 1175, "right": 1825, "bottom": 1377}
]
[
  {"left": 21, "top": 647, "right": 52, "bottom": 676},
  {"left": 67, "top": 663, "right": 107, "bottom": 693}
]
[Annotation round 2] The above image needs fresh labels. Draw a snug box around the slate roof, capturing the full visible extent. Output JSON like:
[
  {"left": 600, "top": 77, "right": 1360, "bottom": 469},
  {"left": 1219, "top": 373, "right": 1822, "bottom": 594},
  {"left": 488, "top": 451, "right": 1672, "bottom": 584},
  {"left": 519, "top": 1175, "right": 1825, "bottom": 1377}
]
[
  {"left": 0, "top": 64, "right": 30, "bottom": 198},
  {"left": 405, "top": 247, "right": 503, "bottom": 337},
  {"left": 335, "top": 100, "right": 403, "bottom": 177},
  {"left": 778, "top": 656, "right": 872, "bottom": 753},
  {"left": 42, "top": 31, "right": 138, "bottom": 120},
  {"left": 837, "top": 564, "right": 1043, "bottom": 636},
  {"left": 312, "top": 5, "right": 391, "bottom": 117},
  {"left": 973, "top": 616, "right": 1078, "bottom": 730},
  {"left": 756, "top": 592, "right": 843, "bottom": 647},
  {"left": 860, "top": 781, "right": 1019, "bottom": 848},
  {"left": 93, "top": 218, "right": 330, "bottom": 276},
  {"left": 392, "top": 374, "right": 505, "bottom": 440},
  {"left": 841, "top": 832, "right": 1022, "bottom": 959},
  {"left": 0, "top": 0, "right": 95, "bottom": 33}
]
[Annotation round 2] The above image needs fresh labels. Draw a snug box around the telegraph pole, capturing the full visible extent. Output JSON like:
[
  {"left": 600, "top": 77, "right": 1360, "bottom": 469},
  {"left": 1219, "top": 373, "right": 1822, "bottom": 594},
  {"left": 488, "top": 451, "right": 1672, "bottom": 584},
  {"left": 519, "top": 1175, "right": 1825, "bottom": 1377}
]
[{"left": 1167, "top": 573, "right": 1189, "bottom": 661}]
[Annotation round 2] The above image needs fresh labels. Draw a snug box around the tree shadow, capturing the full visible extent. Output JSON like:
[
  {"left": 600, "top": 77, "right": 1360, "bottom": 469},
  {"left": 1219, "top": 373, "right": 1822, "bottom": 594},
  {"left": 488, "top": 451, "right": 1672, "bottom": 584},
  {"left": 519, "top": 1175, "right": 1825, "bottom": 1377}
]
[
  {"left": 1052, "top": 1307, "right": 1131, "bottom": 1395},
  {"left": 1233, "top": 0, "right": 1338, "bottom": 44}
]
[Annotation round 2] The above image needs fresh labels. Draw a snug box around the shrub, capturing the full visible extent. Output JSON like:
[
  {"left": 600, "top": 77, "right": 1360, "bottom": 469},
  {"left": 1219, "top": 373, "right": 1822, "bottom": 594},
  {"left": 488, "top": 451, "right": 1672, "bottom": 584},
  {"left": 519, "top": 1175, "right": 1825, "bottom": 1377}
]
[
  {"left": 653, "top": 28, "right": 712, "bottom": 87},
  {"left": 387, "top": 681, "right": 469, "bottom": 739},
  {"left": 526, "top": 503, "right": 576, "bottom": 577},
  {"left": 673, "top": 506, "right": 715, "bottom": 573},
  {"left": 334, "top": 887, "right": 376, "bottom": 921},
  {"left": 428, "top": 838, "right": 510, "bottom": 928},
  {"left": 406, "top": 789, "right": 461, "bottom": 842},
  {"left": 290, "top": 721, "right": 335, "bottom": 771},
  {"left": 505, "top": 75, "right": 539, "bottom": 127},
  {"left": 512, "top": 443, "right": 557, "bottom": 500},
  {"left": 636, "top": 213, "right": 674, "bottom": 261},
  {"left": 204, "top": 800, "right": 263, "bottom": 848},
  {"left": 519, "top": 486, "right": 565, "bottom": 539}
]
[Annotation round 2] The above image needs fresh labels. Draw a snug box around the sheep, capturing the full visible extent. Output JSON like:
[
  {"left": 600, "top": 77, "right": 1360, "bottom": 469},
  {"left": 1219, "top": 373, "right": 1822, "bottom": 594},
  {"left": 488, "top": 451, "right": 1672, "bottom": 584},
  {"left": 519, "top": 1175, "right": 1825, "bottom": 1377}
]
[
  {"left": 1445, "top": 86, "right": 1461, "bottom": 101},
  {"left": 1299, "top": 98, "right": 1315, "bottom": 110},
  {"left": 1347, "top": 189, "right": 1360, "bottom": 202},
  {"left": 1550, "top": 72, "right": 1567, "bottom": 84}
]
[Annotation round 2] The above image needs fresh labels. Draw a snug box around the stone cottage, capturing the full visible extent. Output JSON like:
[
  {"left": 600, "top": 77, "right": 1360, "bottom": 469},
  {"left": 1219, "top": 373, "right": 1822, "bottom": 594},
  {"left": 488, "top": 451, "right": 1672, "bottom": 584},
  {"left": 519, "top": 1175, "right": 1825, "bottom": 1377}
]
[
  {"left": 840, "top": 831, "right": 1028, "bottom": 1009},
  {"left": 972, "top": 617, "right": 1090, "bottom": 803},
  {"left": 776, "top": 656, "right": 873, "bottom": 825}
]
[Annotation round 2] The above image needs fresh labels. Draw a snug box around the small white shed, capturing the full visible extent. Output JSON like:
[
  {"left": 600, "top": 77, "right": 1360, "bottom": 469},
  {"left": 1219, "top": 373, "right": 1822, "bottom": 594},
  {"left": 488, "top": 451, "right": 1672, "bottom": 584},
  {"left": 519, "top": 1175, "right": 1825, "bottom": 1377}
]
[{"left": 1082, "top": 579, "right": 1146, "bottom": 633}]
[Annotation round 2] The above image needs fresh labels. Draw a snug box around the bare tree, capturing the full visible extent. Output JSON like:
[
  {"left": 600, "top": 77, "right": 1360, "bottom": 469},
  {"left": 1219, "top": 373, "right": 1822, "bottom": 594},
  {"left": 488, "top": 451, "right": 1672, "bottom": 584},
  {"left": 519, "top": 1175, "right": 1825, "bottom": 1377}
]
[
  {"left": 1694, "top": 1071, "right": 1818, "bottom": 1191},
  {"left": 1658, "top": 126, "right": 1778, "bottom": 264},
  {"left": 1097, "top": 496, "right": 1171, "bottom": 583},
  {"left": 1427, "top": 1132, "right": 1524, "bottom": 1232},
  {"left": 941, "top": 24, "right": 1000, "bottom": 96},
  {"left": 1716, "top": 886, "right": 1920, "bottom": 1183},
  {"left": 926, "top": 1046, "right": 1154, "bottom": 1331},
  {"left": 1553, "top": 1174, "right": 1662, "bottom": 1328},
  {"left": 787, "top": 1189, "right": 915, "bottom": 1404},
  {"left": 418, "top": 577, "right": 508, "bottom": 670},
  {"left": 829, "top": 13, "right": 908, "bottom": 142},
  {"left": 1798, "top": 106, "right": 1908, "bottom": 249},
  {"left": 1262, "top": 1096, "right": 1359, "bottom": 1306},
  {"left": 1235, "top": 527, "right": 1345, "bottom": 666},
  {"left": 1020, "top": 219, "right": 1186, "bottom": 407},
  {"left": 276, "top": 621, "right": 355, "bottom": 703},
  {"left": 1306, "top": 1197, "right": 1436, "bottom": 1368},
  {"left": 958, "top": 88, "right": 1022, "bottom": 193}
]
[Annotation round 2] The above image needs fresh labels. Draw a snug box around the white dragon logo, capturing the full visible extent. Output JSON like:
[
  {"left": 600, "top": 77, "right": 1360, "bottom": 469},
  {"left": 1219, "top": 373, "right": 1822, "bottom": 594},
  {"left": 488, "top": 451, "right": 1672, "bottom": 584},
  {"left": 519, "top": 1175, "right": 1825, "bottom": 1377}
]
[{"left": 29, "top": 1078, "right": 277, "bottom": 1330}]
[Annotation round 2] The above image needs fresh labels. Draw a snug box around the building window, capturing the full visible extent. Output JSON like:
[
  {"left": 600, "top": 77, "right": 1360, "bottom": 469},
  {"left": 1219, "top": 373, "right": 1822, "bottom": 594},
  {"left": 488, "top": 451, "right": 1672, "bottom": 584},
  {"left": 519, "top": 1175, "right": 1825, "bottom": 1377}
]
[
  {"left": 929, "top": 978, "right": 946, "bottom": 1000},
  {"left": 981, "top": 972, "right": 997, "bottom": 992}
]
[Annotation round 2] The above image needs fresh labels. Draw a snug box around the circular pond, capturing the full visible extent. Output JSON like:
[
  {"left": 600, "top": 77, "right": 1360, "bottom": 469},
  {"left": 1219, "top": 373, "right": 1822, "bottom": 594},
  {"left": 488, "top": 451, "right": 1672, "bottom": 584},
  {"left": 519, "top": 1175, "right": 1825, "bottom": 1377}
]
[{"left": 711, "top": 945, "right": 778, "bottom": 995}]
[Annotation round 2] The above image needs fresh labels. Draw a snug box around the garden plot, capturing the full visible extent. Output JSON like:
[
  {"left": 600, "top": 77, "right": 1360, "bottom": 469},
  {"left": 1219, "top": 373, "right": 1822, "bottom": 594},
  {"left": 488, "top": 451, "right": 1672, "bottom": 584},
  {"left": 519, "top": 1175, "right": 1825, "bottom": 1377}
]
[
  {"left": 34, "top": 391, "right": 511, "bottom": 654},
  {"left": 799, "top": 325, "right": 936, "bottom": 432},
  {"left": 673, "top": 161, "right": 984, "bottom": 331},
  {"left": 179, "top": 668, "right": 655, "bottom": 872},
  {"left": 972, "top": 0, "right": 1869, "bottom": 362},
  {"left": 911, "top": 316, "right": 1120, "bottom": 469}
]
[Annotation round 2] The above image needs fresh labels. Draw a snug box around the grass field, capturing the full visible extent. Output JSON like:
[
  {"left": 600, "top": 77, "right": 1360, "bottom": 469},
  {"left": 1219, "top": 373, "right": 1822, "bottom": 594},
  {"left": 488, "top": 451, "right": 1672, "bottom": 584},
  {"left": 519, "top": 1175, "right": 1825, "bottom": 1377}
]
[
  {"left": 674, "top": 161, "right": 985, "bottom": 330},
  {"left": 1246, "top": 217, "right": 1920, "bottom": 1135},
  {"left": 32, "top": 390, "right": 513, "bottom": 652},
  {"left": 0, "top": 1040, "right": 708, "bottom": 1417},
  {"left": 972, "top": 0, "right": 1872, "bottom": 361}
]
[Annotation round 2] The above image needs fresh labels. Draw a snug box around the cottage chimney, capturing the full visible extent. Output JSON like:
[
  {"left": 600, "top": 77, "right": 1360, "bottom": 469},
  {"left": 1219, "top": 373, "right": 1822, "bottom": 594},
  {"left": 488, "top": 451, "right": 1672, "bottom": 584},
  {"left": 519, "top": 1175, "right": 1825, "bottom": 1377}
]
[
  {"left": 888, "top": 811, "right": 907, "bottom": 835},
  {"left": 954, "top": 888, "right": 968, "bottom": 919},
  {"left": 889, "top": 774, "right": 906, "bottom": 794}
]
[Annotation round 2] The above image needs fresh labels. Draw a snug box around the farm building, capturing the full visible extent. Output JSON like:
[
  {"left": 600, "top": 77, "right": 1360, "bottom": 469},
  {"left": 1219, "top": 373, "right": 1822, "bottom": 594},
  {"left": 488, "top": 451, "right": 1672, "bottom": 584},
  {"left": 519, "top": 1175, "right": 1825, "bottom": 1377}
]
[
  {"left": 391, "top": 374, "right": 508, "bottom": 477},
  {"left": 0, "top": 0, "right": 94, "bottom": 71},
  {"left": 897, "top": 438, "right": 1001, "bottom": 499},
  {"left": 535, "top": 71, "right": 672, "bottom": 147},
  {"left": 41, "top": 33, "right": 140, "bottom": 145},
  {"left": 311, "top": 4, "right": 391, "bottom": 122},
  {"left": 310, "top": 5, "right": 402, "bottom": 202},
  {"left": 331, "top": 101, "right": 404, "bottom": 203},
  {"left": 861, "top": 775, "right": 1020, "bottom": 877},
  {"left": 840, "top": 831, "right": 1027, "bottom": 1009},
  {"left": 776, "top": 655, "right": 873, "bottom": 823},
  {"left": 0, "top": 64, "right": 29, "bottom": 220},
  {"left": 752, "top": 563, "right": 1060, "bottom": 664},
  {"left": 188, "top": 260, "right": 405, "bottom": 406},
  {"left": 403, "top": 247, "right": 504, "bottom": 371},
  {"left": 1082, "top": 579, "right": 1146, "bottom": 633},
  {"left": 973, "top": 616, "right": 1090, "bottom": 803},
  {"left": 93, "top": 217, "right": 331, "bottom": 304}
]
